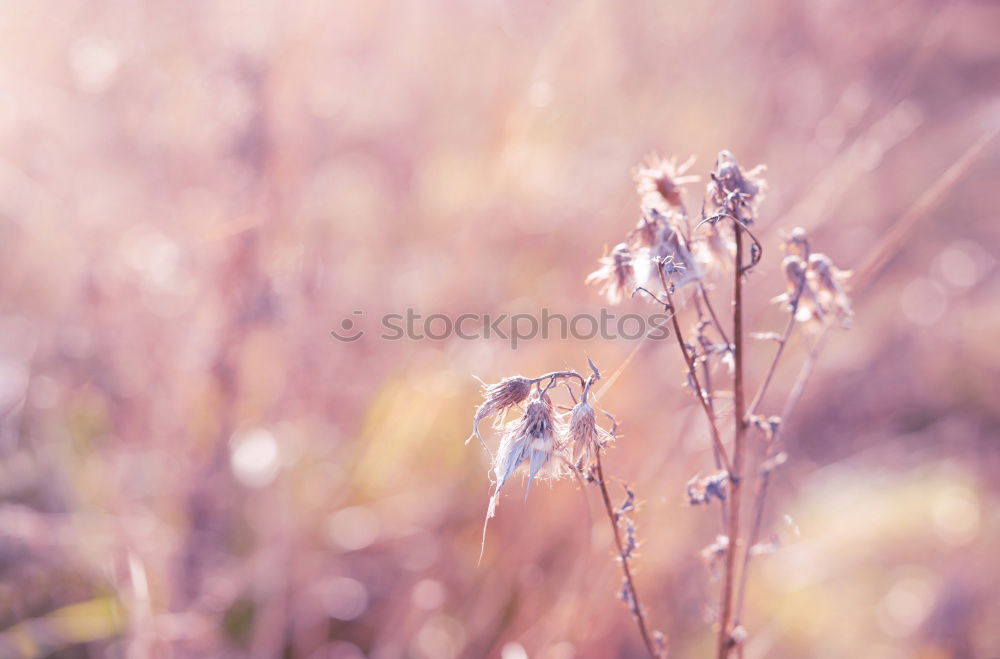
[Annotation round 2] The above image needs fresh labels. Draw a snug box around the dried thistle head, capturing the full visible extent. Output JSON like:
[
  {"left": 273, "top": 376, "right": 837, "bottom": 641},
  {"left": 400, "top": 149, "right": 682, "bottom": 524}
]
[
  {"left": 586, "top": 242, "right": 635, "bottom": 305},
  {"left": 772, "top": 254, "right": 826, "bottom": 327},
  {"left": 634, "top": 154, "right": 699, "bottom": 212},
  {"left": 566, "top": 399, "right": 606, "bottom": 467},
  {"left": 706, "top": 151, "right": 767, "bottom": 222},
  {"left": 467, "top": 375, "right": 533, "bottom": 450},
  {"left": 488, "top": 392, "right": 562, "bottom": 517},
  {"left": 630, "top": 217, "right": 701, "bottom": 291},
  {"left": 808, "top": 253, "right": 853, "bottom": 324},
  {"left": 776, "top": 255, "right": 808, "bottom": 305}
]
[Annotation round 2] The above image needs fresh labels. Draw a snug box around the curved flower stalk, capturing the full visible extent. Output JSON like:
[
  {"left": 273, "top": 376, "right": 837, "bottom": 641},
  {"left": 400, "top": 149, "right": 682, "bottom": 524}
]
[{"left": 468, "top": 364, "right": 666, "bottom": 657}]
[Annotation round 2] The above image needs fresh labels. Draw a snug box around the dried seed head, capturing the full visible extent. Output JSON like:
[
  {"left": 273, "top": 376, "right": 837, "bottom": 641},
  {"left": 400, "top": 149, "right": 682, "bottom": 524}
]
[
  {"left": 488, "top": 392, "right": 562, "bottom": 518},
  {"left": 467, "top": 376, "right": 533, "bottom": 450},
  {"left": 566, "top": 399, "right": 600, "bottom": 467},
  {"left": 586, "top": 242, "right": 635, "bottom": 305},
  {"left": 808, "top": 253, "right": 853, "bottom": 324},
  {"left": 773, "top": 255, "right": 826, "bottom": 326},
  {"left": 631, "top": 219, "right": 701, "bottom": 291},
  {"left": 707, "top": 151, "right": 767, "bottom": 222},
  {"left": 774, "top": 255, "right": 807, "bottom": 305},
  {"left": 634, "top": 154, "right": 699, "bottom": 212}
]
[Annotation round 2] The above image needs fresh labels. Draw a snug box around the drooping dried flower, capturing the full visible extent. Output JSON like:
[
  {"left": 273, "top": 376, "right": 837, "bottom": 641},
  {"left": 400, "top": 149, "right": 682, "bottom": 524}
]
[
  {"left": 586, "top": 242, "right": 635, "bottom": 305},
  {"left": 706, "top": 151, "right": 767, "bottom": 223},
  {"left": 487, "top": 392, "right": 562, "bottom": 518},
  {"left": 467, "top": 376, "right": 533, "bottom": 450},
  {"left": 566, "top": 399, "right": 601, "bottom": 467},
  {"left": 773, "top": 255, "right": 826, "bottom": 325},
  {"left": 808, "top": 253, "right": 853, "bottom": 324},
  {"left": 634, "top": 154, "right": 699, "bottom": 212},
  {"left": 632, "top": 217, "right": 701, "bottom": 290},
  {"left": 778, "top": 255, "right": 807, "bottom": 303}
]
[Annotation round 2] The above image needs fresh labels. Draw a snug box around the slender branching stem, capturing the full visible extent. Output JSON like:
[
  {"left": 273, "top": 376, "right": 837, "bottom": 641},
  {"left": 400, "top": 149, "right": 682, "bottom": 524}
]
[
  {"left": 718, "top": 224, "right": 746, "bottom": 659},
  {"left": 744, "top": 270, "right": 807, "bottom": 418},
  {"left": 690, "top": 289, "right": 729, "bottom": 525},
  {"left": 656, "top": 266, "right": 734, "bottom": 477},
  {"left": 531, "top": 370, "right": 587, "bottom": 388},
  {"left": 744, "top": 313, "right": 795, "bottom": 419},
  {"left": 594, "top": 448, "right": 660, "bottom": 659}
]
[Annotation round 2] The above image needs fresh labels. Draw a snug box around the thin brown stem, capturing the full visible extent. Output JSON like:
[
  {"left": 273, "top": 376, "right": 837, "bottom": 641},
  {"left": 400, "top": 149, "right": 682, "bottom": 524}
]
[
  {"left": 745, "top": 312, "right": 795, "bottom": 419},
  {"left": 690, "top": 296, "right": 729, "bottom": 525},
  {"left": 657, "top": 267, "right": 734, "bottom": 477},
  {"left": 594, "top": 449, "right": 660, "bottom": 659},
  {"left": 718, "top": 225, "right": 746, "bottom": 659},
  {"left": 745, "top": 268, "right": 807, "bottom": 418}
]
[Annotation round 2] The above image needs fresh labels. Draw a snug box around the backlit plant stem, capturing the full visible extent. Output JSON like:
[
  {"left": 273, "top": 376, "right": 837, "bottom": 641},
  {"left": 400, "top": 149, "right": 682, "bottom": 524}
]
[
  {"left": 718, "top": 224, "right": 746, "bottom": 659},
  {"left": 657, "top": 266, "right": 734, "bottom": 478},
  {"left": 594, "top": 448, "right": 660, "bottom": 659}
]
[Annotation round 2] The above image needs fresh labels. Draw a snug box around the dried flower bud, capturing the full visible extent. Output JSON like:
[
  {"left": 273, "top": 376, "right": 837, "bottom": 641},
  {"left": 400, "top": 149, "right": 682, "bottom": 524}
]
[
  {"left": 686, "top": 471, "right": 730, "bottom": 506},
  {"left": 777, "top": 255, "right": 807, "bottom": 304},
  {"left": 634, "top": 154, "right": 699, "bottom": 212},
  {"left": 631, "top": 219, "right": 701, "bottom": 290},
  {"left": 808, "top": 253, "right": 853, "bottom": 324},
  {"left": 586, "top": 242, "right": 635, "bottom": 305},
  {"left": 566, "top": 399, "right": 601, "bottom": 467},
  {"left": 487, "top": 393, "right": 561, "bottom": 518},
  {"left": 772, "top": 255, "right": 826, "bottom": 326},
  {"left": 467, "top": 376, "right": 533, "bottom": 450},
  {"left": 706, "top": 151, "right": 767, "bottom": 222}
]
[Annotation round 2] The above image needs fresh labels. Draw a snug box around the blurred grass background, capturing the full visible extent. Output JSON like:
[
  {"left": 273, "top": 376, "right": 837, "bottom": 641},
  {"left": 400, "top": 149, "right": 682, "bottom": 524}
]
[{"left": 0, "top": 0, "right": 998, "bottom": 657}]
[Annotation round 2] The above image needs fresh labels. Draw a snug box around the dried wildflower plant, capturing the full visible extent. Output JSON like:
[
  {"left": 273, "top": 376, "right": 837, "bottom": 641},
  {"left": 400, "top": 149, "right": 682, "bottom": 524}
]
[{"left": 467, "top": 150, "right": 852, "bottom": 658}]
